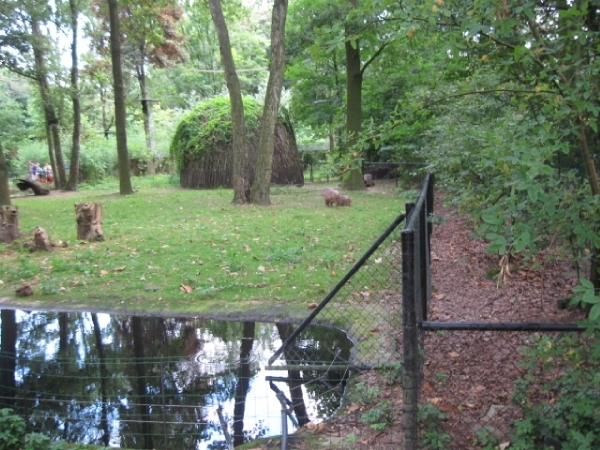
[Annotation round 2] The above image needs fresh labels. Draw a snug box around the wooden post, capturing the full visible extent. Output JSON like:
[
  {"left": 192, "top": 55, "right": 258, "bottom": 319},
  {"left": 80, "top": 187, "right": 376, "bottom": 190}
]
[
  {"left": 0, "top": 205, "right": 20, "bottom": 243},
  {"left": 75, "top": 202, "right": 105, "bottom": 241}
]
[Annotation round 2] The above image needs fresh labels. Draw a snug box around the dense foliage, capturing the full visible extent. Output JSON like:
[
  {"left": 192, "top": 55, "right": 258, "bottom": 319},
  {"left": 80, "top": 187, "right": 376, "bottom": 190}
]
[{"left": 510, "top": 332, "right": 600, "bottom": 449}]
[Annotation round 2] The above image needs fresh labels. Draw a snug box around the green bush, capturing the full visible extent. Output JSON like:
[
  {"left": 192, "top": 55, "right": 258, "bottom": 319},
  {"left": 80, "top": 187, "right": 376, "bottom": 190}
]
[
  {"left": 0, "top": 409, "right": 26, "bottom": 450},
  {"left": 510, "top": 332, "right": 600, "bottom": 449}
]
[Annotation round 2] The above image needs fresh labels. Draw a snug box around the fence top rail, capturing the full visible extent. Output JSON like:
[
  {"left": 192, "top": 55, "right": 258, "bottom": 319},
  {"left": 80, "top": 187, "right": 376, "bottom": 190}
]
[
  {"left": 405, "top": 172, "right": 433, "bottom": 231},
  {"left": 420, "top": 321, "right": 585, "bottom": 332}
]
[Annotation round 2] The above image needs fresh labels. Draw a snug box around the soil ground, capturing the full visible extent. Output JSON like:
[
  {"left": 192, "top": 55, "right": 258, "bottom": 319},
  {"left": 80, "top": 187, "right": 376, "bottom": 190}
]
[{"left": 261, "top": 194, "right": 587, "bottom": 450}]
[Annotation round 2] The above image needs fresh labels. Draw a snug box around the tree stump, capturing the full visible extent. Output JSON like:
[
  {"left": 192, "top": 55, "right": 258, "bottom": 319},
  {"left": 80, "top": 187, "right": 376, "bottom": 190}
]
[
  {"left": 33, "top": 226, "right": 53, "bottom": 251},
  {"left": 75, "top": 202, "right": 105, "bottom": 242},
  {"left": 0, "top": 205, "right": 20, "bottom": 243}
]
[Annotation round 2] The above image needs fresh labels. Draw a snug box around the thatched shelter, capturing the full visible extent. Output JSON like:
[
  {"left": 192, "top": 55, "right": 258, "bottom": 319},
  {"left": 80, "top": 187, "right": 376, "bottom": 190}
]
[{"left": 170, "top": 97, "right": 304, "bottom": 189}]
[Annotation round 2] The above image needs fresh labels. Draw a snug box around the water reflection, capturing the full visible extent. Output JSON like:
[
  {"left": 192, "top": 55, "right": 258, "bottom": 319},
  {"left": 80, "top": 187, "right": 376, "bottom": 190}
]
[{"left": 0, "top": 309, "right": 351, "bottom": 449}]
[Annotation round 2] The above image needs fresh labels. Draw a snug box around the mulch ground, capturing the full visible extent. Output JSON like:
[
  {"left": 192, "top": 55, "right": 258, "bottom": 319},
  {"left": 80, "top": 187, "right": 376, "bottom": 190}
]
[{"left": 280, "top": 193, "right": 587, "bottom": 449}]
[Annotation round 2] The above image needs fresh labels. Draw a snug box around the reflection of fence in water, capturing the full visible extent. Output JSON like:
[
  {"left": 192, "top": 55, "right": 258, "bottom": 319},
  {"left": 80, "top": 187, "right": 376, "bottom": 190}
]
[
  {"left": 0, "top": 353, "right": 347, "bottom": 449},
  {"left": 0, "top": 312, "right": 348, "bottom": 449}
]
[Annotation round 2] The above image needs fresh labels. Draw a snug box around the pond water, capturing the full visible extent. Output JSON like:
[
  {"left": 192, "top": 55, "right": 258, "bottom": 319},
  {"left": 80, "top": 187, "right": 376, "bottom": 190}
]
[{"left": 0, "top": 309, "right": 352, "bottom": 449}]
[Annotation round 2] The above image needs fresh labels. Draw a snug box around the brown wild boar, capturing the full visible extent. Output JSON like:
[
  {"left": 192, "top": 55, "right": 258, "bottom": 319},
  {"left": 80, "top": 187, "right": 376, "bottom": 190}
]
[
  {"left": 321, "top": 187, "right": 340, "bottom": 207},
  {"left": 336, "top": 195, "right": 352, "bottom": 206}
]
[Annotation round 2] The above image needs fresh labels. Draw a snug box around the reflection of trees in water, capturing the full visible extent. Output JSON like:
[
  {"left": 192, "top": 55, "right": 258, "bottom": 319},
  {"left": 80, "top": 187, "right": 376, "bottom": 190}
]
[
  {"left": 276, "top": 323, "right": 309, "bottom": 427},
  {"left": 90, "top": 313, "right": 110, "bottom": 446},
  {"left": 278, "top": 325, "right": 351, "bottom": 421},
  {"left": 233, "top": 321, "right": 255, "bottom": 446},
  {"left": 0, "top": 312, "right": 351, "bottom": 448},
  {"left": 0, "top": 310, "right": 17, "bottom": 409}
]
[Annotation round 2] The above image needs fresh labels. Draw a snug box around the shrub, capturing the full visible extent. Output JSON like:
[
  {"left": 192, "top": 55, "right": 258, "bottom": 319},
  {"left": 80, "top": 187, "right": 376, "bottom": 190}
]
[{"left": 0, "top": 409, "right": 26, "bottom": 450}]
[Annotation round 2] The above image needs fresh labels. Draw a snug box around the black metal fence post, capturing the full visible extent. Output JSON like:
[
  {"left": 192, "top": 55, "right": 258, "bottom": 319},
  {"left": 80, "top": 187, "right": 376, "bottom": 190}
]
[
  {"left": 402, "top": 173, "right": 435, "bottom": 449},
  {"left": 402, "top": 216, "right": 418, "bottom": 450}
]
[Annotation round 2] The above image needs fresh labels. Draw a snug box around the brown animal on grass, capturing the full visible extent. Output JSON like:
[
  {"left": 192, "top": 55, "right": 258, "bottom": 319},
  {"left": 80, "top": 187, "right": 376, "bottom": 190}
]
[
  {"left": 336, "top": 195, "right": 352, "bottom": 207},
  {"left": 321, "top": 187, "right": 340, "bottom": 207}
]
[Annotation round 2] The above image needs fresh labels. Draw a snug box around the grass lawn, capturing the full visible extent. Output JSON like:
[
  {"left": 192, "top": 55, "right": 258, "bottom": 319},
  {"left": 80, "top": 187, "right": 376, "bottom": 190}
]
[{"left": 1, "top": 177, "right": 407, "bottom": 321}]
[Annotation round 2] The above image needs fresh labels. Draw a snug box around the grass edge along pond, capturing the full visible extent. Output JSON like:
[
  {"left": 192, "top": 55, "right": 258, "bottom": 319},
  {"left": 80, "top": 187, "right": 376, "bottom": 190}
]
[{"left": 1, "top": 179, "right": 408, "bottom": 324}]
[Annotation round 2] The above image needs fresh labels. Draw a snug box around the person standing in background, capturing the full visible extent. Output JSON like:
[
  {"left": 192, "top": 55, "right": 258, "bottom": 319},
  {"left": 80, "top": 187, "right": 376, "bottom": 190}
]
[
  {"left": 45, "top": 163, "right": 53, "bottom": 183},
  {"left": 28, "top": 160, "right": 36, "bottom": 180},
  {"left": 35, "top": 163, "right": 45, "bottom": 182}
]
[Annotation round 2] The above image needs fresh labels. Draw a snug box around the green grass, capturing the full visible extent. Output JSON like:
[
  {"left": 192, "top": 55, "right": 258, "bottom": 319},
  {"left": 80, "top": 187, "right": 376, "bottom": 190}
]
[{"left": 1, "top": 177, "right": 406, "bottom": 319}]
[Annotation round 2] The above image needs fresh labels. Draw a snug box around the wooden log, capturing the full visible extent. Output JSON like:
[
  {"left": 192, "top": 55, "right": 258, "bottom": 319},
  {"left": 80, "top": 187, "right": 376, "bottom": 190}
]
[
  {"left": 0, "top": 205, "right": 20, "bottom": 243},
  {"left": 33, "top": 226, "right": 53, "bottom": 251},
  {"left": 75, "top": 202, "right": 105, "bottom": 242},
  {"left": 14, "top": 179, "right": 50, "bottom": 195}
]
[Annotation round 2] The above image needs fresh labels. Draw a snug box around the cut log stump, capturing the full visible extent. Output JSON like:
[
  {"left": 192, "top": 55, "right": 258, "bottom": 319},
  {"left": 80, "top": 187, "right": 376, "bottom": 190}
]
[
  {"left": 33, "top": 226, "right": 53, "bottom": 251},
  {"left": 75, "top": 202, "right": 105, "bottom": 242},
  {"left": 0, "top": 205, "right": 20, "bottom": 243}
]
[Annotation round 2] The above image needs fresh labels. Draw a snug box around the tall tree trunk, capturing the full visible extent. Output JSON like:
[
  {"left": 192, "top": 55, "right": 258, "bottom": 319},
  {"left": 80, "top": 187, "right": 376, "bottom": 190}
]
[
  {"left": 0, "top": 142, "right": 11, "bottom": 205},
  {"left": 65, "top": 0, "right": 81, "bottom": 191},
  {"left": 249, "top": 0, "right": 288, "bottom": 205},
  {"left": 32, "top": 18, "right": 66, "bottom": 189},
  {"left": 137, "top": 62, "right": 156, "bottom": 175},
  {"left": 44, "top": 122, "right": 58, "bottom": 185},
  {"left": 101, "top": 86, "right": 113, "bottom": 138},
  {"left": 0, "top": 145, "right": 19, "bottom": 241},
  {"left": 107, "top": 0, "right": 134, "bottom": 195},
  {"left": 209, "top": 0, "right": 248, "bottom": 204},
  {"left": 575, "top": 122, "right": 600, "bottom": 289},
  {"left": 342, "top": 9, "right": 365, "bottom": 191}
]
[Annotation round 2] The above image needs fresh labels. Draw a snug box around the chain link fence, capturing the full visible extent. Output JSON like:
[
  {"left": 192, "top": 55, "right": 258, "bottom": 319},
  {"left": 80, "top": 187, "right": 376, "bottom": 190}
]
[{"left": 268, "top": 212, "right": 407, "bottom": 370}]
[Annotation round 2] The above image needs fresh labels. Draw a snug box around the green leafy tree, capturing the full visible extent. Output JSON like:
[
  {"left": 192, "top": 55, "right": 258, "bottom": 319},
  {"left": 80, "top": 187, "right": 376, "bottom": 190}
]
[
  {"left": 0, "top": 0, "right": 67, "bottom": 188},
  {"left": 92, "top": 0, "right": 186, "bottom": 175},
  {"left": 286, "top": 0, "right": 398, "bottom": 189},
  {"left": 175, "top": 0, "right": 269, "bottom": 105},
  {"left": 436, "top": 0, "right": 600, "bottom": 289}
]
